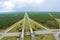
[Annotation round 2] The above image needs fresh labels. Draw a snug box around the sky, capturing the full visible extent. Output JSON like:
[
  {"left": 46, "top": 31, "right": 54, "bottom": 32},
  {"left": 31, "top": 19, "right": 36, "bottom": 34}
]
[{"left": 0, "top": 0, "right": 60, "bottom": 12}]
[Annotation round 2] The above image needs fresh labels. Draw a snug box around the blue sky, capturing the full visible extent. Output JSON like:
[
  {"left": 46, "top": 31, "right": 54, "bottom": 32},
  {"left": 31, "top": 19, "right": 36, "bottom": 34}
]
[{"left": 0, "top": 0, "right": 60, "bottom": 12}]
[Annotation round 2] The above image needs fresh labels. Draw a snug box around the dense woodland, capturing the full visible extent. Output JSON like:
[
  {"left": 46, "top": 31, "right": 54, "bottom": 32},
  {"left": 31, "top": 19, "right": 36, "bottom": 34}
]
[
  {"left": 0, "top": 12, "right": 60, "bottom": 29},
  {"left": 0, "top": 12, "right": 24, "bottom": 29},
  {"left": 28, "top": 12, "right": 60, "bottom": 29}
]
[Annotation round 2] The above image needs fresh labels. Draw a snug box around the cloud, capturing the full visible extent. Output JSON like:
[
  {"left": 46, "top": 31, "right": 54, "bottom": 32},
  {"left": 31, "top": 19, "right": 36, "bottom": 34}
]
[
  {"left": 0, "top": 0, "right": 34, "bottom": 12},
  {"left": 0, "top": 0, "right": 15, "bottom": 12},
  {"left": 0, "top": 0, "right": 60, "bottom": 12},
  {"left": 35, "top": 0, "right": 45, "bottom": 4},
  {"left": 4, "top": 1, "right": 14, "bottom": 9}
]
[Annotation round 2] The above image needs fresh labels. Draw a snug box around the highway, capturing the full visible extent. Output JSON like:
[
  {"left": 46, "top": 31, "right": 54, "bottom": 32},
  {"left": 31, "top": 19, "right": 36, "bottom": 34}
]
[
  {"left": 54, "top": 32, "right": 60, "bottom": 40},
  {"left": 0, "top": 19, "right": 23, "bottom": 39},
  {"left": 49, "top": 13, "right": 60, "bottom": 27},
  {"left": 30, "top": 18, "right": 52, "bottom": 31},
  {"left": 48, "top": 13, "right": 60, "bottom": 40},
  {"left": 20, "top": 15, "right": 25, "bottom": 40},
  {"left": 0, "top": 12, "right": 60, "bottom": 40},
  {"left": 5, "top": 19, "right": 23, "bottom": 33},
  {"left": 26, "top": 12, "right": 36, "bottom": 40},
  {"left": 0, "top": 30, "right": 60, "bottom": 36}
]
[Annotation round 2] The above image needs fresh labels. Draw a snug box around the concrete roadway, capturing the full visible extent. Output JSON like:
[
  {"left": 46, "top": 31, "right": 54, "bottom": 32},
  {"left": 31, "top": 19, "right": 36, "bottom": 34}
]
[
  {"left": 20, "top": 15, "right": 26, "bottom": 40},
  {"left": 0, "top": 19, "right": 23, "bottom": 39},
  {"left": 48, "top": 13, "right": 60, "bottom": 40},
  {"left": 30, "top": 18, "right": 60, "bottom": 40},
  {"left": 26, "top": 12, "right": 36, "bottom": 40},
  {"left": 30, "top": 18, "right": 52, "bottom": 31},
  {"left": 0, "top": 30, "right": 60, "bottom": 36},
  {"left": 0, "top": 12, "right": 60, "bottom": 40}
]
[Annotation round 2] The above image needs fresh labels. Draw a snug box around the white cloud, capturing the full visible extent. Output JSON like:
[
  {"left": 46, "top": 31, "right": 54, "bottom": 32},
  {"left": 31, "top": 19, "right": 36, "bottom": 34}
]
[
  {"left": 0, "top": 0, "right": 15, "bottom": 12},
  {"left": 0, "top": 0, "right": 30, "bottom": 12},
  {"left": 35, "top": 0, "right": 45, "bottom": 4},
  {"left": 17, "top": 0, "right": 33, "bottom": 3},
  {"left": 3, "top": 1, "right": 14, "bottom": 9},
  {"left": 0, "top": 0, "right": 46, "bottom": 12}
]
